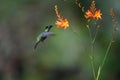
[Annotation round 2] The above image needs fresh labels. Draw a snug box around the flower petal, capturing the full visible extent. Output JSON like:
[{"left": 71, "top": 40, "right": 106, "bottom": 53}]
[
  {"left": 94, "top": 9, "right": 102, "bottom": 20},
  {"left": 56, "top": 18, "right": 69, "bottom": 29},
  {"left": 85, "top": 10, "right": 94, "bottom": 19}
]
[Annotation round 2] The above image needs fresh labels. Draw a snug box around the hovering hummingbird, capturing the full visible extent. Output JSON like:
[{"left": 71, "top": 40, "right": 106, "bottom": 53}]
[{"left": 34, "top": 25, "right": 54, "bottom": 49}]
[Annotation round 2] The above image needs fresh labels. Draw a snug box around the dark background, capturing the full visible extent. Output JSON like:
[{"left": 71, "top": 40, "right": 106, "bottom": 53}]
[{"left": 0, "top": 0, "right": 120, "bottom": 80}]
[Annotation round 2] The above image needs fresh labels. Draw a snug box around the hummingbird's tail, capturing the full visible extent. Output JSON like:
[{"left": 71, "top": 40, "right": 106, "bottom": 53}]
[{"left": 34, "top": 41, "right": 40, "bottom": 49}]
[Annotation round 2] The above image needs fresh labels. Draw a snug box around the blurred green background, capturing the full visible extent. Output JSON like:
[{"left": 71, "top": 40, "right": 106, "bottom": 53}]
[{"left": 0, "top": 0, "right": 120, "bottom": 80}]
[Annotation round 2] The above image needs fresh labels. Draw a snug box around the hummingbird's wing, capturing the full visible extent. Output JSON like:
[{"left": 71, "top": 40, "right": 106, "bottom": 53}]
[{"left": 41, "top": 32, "right": 55, "bottom": 37}]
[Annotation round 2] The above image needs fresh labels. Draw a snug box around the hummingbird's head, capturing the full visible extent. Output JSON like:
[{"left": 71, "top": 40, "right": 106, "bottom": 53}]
[{"left": 45, "top": 25, "right": 53, "bottom": 32}]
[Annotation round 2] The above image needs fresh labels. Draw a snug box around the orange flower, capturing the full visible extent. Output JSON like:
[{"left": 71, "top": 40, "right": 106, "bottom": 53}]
[
  {"left": 85, "top": 0, "right": 102, "bottom": 20},
  {"left": 94, "top": 9, "right": 102, "bottom": 20},
  {"left": 56, "top": 17, "right": 69, "bottom": 29},
  {"left": 55, "top": 5, "right": 69, "bottom": 29},
  {"left": 85, "top": 10, "right": 94, "bottom": 19}
]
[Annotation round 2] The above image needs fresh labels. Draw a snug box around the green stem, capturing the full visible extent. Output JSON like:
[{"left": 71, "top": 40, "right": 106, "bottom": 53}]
[
  {"left": 92, "top": 27, "right": 99, "bottom": 44},
  {"left": 87, "top": 25, "right": 92, "bottom": 41},
  {"left": 87, "top": 24, "right": 100, "bottom": 80},
  {"left": 96, "top": 67, "right": 101, "bottom": 80},
  {"left": 101, "top": 37, "right": 113, "bottom": 69},
  {"left": 96, "top": 31, "right": 115, "bottom": 80},
  {"left": 90, "top": 56, "right": 96, "bottom": 80},
  {"left": 87, "top": 26, "right": 96, "bottom": 80}
]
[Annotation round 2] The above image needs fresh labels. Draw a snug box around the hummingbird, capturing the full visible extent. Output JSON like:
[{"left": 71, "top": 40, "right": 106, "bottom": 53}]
[{"left": 34, "top": 25, "right": 54, "bottom": 49}]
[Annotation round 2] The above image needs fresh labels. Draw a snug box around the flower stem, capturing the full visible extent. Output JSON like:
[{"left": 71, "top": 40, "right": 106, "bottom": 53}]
[
  {"left": 92, "top": 27, "right": 99, "bottom": 44},
  {"left": 96, "top": 31, "right": 115, "bottom": 80},
  {"left": 87, "top": 25, "right": 97, "bottom": 80},
  {"left": 101, "top": 36, "right": 113, "bottom": 69},
  {"left": 87, "top": 23, "right": 100, "bottom": 80},
  {"left": 96, "top": 67, "right": 101, "bottom": 80},
  {"left": 90, "top": 55, "right": 96, "bottom": 80}
]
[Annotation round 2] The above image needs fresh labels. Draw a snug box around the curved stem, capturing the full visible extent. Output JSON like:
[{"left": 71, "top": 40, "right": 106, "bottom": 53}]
[
  {"left": 92, "top": 27, "right": 99, "bottom": 44},
  {"left": 101, "top": 37, "right": 113, "bottom": 69},
  {"left": 87, "top": 25, "right": 96, "bottom": 80},
  {"left": 96, "top": 31, "right": 115, "bottom": 80},
  {"left": 90, "top": 56, "right": 96, "bottom": 80},
  {"left": 87, "top": 24, "right": 99, "bottom": 80}
]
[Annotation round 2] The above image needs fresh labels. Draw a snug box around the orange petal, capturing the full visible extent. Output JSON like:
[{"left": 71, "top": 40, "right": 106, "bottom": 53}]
[
  {"left": 56, "top": 18, "right": 69, "bottom": 29},
  {"left": 85, "top": 10, "right": 94, "bottom": 19},
  {"left": 94, "top": 9, "right": 102, "bottom": 20}
]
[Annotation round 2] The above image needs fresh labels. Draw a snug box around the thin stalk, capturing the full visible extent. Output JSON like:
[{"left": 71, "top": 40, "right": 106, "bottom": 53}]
[
  {"left": 87, "top": 24, "right": 99, "bottom": 80},
  {"left": 90, "top": 57, "right": 96, "bottom": 80},
  {"left": 87, "top": 25, "right": 92, "bottom": 41},
  {"left": 92, "top": 27, "right": 99, "bottom": 44},
  {"left": 96, "top": 31, "right": 115, "bottom": 80},
  {"left": 101, "top": 36, "right": 113, "bottom": 69},
  {"left": 96, "top": 67, "right": 101, "bottom": 80},
  {"left": 87, "top": 26, "right": 96, "bottom": 80}
]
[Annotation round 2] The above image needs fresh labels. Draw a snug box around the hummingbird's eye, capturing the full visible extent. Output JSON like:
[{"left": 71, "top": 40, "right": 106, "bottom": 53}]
[
  {"left": 45, "top": 26, "right": 48, "bottom": 29},
  {"left": 50, "top": 25, "right": 53, "bottom": 27}
]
